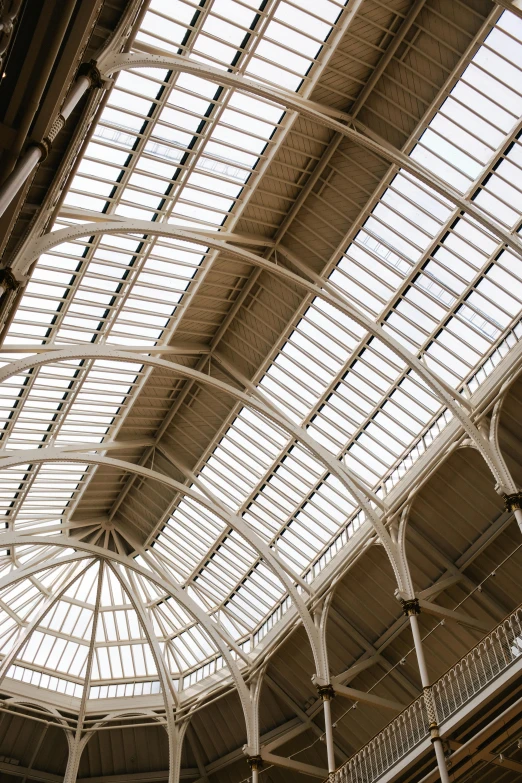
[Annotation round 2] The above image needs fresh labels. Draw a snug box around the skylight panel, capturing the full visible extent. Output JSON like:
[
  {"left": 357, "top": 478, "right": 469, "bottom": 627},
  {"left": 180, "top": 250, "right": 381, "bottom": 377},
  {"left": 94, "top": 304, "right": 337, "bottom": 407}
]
[
  {"left": 3, "top": 0, "right": 521, "bottom": 695},
  {"left": 165, "top": 11, "right": 522, "bottom": 657}
]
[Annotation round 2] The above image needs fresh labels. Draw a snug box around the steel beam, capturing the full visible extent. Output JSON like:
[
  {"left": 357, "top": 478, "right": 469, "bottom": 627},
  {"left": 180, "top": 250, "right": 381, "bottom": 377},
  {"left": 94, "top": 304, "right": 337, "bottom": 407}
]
[
  {"left": 417, "top": 599, "right": 490, "bottom": 632},
  {"left": 259, "top": 751, "right": 327, "bottom": 779},
  {"left": 97, "top": 52, "right": 522, "bottom": 263},
  {"left": 332, "top": 683, "right": 405, "bottom": 711},
  {"left": 12, "top": 221, "right": 518, "bottom": 502}
]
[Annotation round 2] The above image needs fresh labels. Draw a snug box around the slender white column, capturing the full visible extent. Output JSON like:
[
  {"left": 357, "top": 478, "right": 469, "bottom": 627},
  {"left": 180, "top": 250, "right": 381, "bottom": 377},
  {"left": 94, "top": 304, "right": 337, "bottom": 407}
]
[
  {"left": 247, "top": 757, "right": 262, "bottom": 782},
  {"left": 405, "top": 603, "right": 450, "bottom": 783},
  {"left": 0, "top": 67, "right": 99, "bottom": 220},
  {"left": 0, "top": 146, "right": 42, "bottom": 219},
  {"left": 322, "top": 694, "right": 336, "bottom": 774}
]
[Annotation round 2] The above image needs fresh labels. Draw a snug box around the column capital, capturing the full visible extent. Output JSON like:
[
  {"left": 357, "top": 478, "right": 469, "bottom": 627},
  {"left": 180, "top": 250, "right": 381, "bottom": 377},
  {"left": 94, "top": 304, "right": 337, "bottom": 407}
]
[
  {"left": 503, "top": 491, "right": 522, "bottom": 512},
  {"left": 78, "top": 59, "right": 104, "bottom": 89},
  {"left": 399, "top": 596, "right": 420, "bottom": 616},
  {"left": 246, "top": 755, "right": 263, "bottom": 771},
  {"left": 0, "top": 268, "right": 20, "bottom": 292},
  {"left": 316, "top": 682, "right": 335, "bottom": 700}
]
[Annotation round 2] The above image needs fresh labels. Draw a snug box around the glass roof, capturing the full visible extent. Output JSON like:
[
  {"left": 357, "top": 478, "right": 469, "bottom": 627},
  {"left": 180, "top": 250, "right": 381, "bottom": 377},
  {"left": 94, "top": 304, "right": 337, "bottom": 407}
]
[{"left": 0, "top": 2, "right": 521, "bottom": 703}]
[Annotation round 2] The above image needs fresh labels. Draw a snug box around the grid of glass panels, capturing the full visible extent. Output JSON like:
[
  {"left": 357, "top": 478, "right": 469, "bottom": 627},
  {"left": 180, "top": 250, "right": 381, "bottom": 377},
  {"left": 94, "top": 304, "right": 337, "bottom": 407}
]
[
  {"left": 0, "top": 4, "right": 520, "bottom": 696},
  {"left": 151, "top": 10, "right": 522, "bottom": 678}
]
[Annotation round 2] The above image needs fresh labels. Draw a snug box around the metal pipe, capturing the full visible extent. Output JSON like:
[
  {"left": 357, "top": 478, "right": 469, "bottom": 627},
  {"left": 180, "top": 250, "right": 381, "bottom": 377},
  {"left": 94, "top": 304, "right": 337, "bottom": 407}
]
[
  {"left": 2, "top": 0, "right": 77, "bottom": 174},
  {"left": 61, "top": 75, "right": 92, "bottom": 120},
  {"left": 0, "top": 145, "right": 42, "bottom": 221},
  {"left": 408, "top": 612, "right": 450, "bottom": 783},
  {"left": 0, "top": 66, "right": 98, "bottom": 221},
  {"left": 409, "top": 614, "right": 429, "bottom": 687},
  {"left": 322, "top": 695, "right": 336, "bottom": 774}
]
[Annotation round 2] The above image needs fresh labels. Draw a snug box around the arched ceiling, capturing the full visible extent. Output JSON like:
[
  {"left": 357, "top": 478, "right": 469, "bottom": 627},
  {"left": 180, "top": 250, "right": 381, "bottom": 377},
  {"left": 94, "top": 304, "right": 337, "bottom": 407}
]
[{"left": 0, "top": 0, "right": 522, "bottom": 781}]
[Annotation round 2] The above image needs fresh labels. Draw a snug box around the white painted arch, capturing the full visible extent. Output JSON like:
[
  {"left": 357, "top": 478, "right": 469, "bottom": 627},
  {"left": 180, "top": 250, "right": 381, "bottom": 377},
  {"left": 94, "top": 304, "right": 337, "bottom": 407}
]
[
  {"left": 94, "top": 51, "right": 522, "bottom": 263},
  {"left": 10, "top": 218, "right": 518, "bottom": 502},
  {"left": 0, "top": 533, "right": 258, "bottom": 747}
]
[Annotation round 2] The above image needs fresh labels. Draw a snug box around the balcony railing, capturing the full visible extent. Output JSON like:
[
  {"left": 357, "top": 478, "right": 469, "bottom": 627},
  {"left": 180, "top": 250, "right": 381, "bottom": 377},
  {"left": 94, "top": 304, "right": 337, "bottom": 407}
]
[{"left": 330, "top": 605, "right": 522, "bottom": 783}]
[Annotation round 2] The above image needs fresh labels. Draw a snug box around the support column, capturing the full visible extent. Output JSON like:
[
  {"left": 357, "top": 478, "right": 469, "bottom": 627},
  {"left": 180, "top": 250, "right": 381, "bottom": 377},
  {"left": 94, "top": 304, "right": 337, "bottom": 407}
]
[
  {"left": 316, "top": 684, "right": 336, "bottom": 774},
  {"left": 246, "top": 755, "right": 262, "bottom": 783},
  {"left": 503, "top": 492, "right": 522, "bottom": 534},
  {"left": 400, "top": 598, "right": 450, "bottom": 783},
  {"left": 64, "top": 560, "right": 103, "bottom": 783},
  {"left": 0, "top": 61, "right": 104, "bottom": 222}
]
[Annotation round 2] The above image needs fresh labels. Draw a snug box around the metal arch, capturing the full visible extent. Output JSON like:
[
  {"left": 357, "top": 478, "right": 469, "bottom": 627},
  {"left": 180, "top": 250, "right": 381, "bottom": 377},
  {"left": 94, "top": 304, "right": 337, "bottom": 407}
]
[
  {"left": 64, "top": 560, "right": 104, "bottom": 783},
  {"left": 95, "top": 52, "right": 522, "bottom": 263},
  {"left": 156, "top": 445, "right": 329, "bottom": 680},
  {"left": 9, "top": 221, "right": 472, "bottom": 422},
  {"left": 7, "top": 219, "right": 482, "bottom": 422},
  {"left": 0, "top": 337, "right": 515, "bottom": 579},
  {"left": 0, "top": 344, "right": 509, "bottom": 591},
  {"left": 106, "top": 562, "right": 183, "bottom": 783},
  {"left": 0, "top": 343, "right": 388, "bottom": 522},
  {"left": 85, "top": 708, "right": 168, "bottom": 734},
  {"left": 0, "top": 346, "right": 405, "bottom": 594},
  {"left": 107, "top": 563, "right": 179, "bottom": 708},
  {"left": 7, "top": 224, "right": 519, "bottom": 567},
  {"left": 2, "top": 696, "right": 74, "bottom": 740},
  {"left": 0, "top": 533, "right": 257, "bottom": 748},
  {"left": 3, "top": 215, "right": 482, "bottom": 444},
  {"left": 82, "top": 708, "right": 189, "bottom": 783},
  {"left": 0, "top": 442, "right": 349, "bottom": 681},
  {"left": 0, "top": 552, "right": 90, "bottom": 592},
  {"left": 0, "top": 559, "right": 96, "bottom": 690}
]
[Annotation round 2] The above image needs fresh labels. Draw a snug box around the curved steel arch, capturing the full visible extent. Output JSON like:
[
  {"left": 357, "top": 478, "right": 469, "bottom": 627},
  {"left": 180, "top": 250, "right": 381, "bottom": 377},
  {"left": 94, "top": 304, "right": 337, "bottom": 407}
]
[
  {"left": 0, "top": 347, "right": 409, "bottom": 588},
  {"left": 0, "top": 532, "right": 258, "bottom": 746},
  {"left": 7, "top": 223, "right": 520, "bottom": 593},
  {"left": 0, "top": 559, "right": 95, "bottom": 690},
  {"left": 0, "top": 551, "right": 89, "bottom": 592},
  {"left": 10, "top": 220, "right": 469, "bottom": 416},
  {"left": 94, "top": 51, "right": 522, "bottom": 263},
  {"left": 11, "top": 219, "right": 513, "bottom": 484},
  {"left": 0, "top": 443, "right": 348, "bottom": 679},
  {"left": 3, "top": 696, "right": 74, "bottom": 738},
  {"left": 106, "top": 561, "right": 183, "bottom": 783}
]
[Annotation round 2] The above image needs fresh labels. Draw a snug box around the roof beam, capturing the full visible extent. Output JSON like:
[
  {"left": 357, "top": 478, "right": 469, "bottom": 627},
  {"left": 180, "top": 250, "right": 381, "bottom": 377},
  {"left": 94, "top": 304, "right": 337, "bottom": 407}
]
[
  {"left": 259, "top": 751, "right": 327, "bottom": 779},
  {"left": 265, "top": 674, "right": 350, "bottom": 759},
  {"left": 496, "top": 0, "right": 522, "bottom": 20},
  {"left": 328, "top": 604, "right": 419, "bottom": 699},
  {"left": 407, "top": 519, "right": 512, "bottom": 622},
  {"left": 331, "top": 682, "right": 405, "bottom": 711},
  {"left": 417, "top": 575, "right": 464, "bottom": 601},
  {"left": 417, "top": 598, "right": 490, "bottom": 633},
  {"left": 332, "top": 656, "right": 382, "bottom": 685},
  {"left": 0, "top": 343, "right": 210, "bottom": 355},
  {"left": 96, "top": 53, "right": 522, "bottom": 264}
]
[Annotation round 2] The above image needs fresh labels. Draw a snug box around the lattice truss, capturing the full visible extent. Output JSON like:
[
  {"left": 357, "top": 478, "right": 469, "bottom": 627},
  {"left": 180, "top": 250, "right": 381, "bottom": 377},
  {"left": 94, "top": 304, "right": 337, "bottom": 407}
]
[{"left": 0, "top": 0, "right": 521, "bottom": 707}]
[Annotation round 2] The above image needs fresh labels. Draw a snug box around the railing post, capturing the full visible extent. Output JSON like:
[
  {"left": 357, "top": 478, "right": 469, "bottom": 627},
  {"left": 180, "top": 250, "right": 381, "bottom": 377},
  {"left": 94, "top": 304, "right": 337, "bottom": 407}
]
[{"left": 400, "top": 598, "right": 451, "bottom": 783}]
